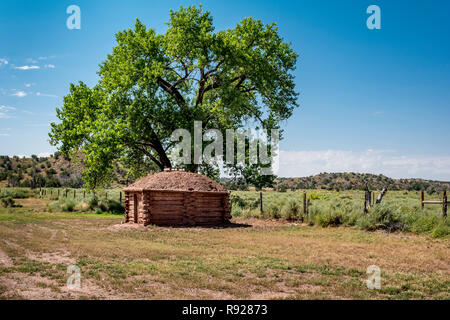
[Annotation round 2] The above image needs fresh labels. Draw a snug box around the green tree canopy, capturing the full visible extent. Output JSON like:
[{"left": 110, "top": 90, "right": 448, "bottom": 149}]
[{"left": 50, "top": 5, "right": 298, "bottom": 189}]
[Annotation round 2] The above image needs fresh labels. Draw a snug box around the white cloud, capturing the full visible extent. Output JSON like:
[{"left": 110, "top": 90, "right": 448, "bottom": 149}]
[
  {"left": 277, "top": 149, "right": 450, "bottom": 181},
  {"left": 0, "top": 58, "right": 8, "bottom": 66},
  {"left": 0, "top": 105, "right": 16, "bottom": 111},
  {"left": 36, "top": 92, "right": 58, "bottom": 98},
  {"left": 24, "top": 83, "right": 35, "bottom": 88},
  {"left": 14, "top": 65, "right": 40, "bottom": 70},
  {"left": 44, "top": 64, "right": 55, "bottom": 69},
  {"left": 38, "top": 55, "right": 56, "bottom": 60},
  {"left": 0, "top": 133, "right": 11, "bottom": 137},
  {"left": 0, "top": 106, "right": 15, "bottom": 119},
  {"left": 38, "top": 152, "right": 52, "bottom": 157},
  {"left": 11, "top": 91, "right": 27, "bottom": 97}
]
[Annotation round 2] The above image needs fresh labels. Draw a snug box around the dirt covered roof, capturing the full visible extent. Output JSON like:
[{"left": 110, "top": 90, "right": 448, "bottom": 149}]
[{"left": 123, "top": 170, "right": 228, "bottom": 193}]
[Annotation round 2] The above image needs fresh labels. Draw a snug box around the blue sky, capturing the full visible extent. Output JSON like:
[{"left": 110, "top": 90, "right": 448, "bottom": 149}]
[{"left": 1, "top": 0, "right": 449, "bottom": 180}]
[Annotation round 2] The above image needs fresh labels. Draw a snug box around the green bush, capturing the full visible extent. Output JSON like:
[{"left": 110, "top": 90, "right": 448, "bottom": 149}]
[
  {"left": 314, "top": 210, "right": 346, "bottom": 227},
  {"left": 356, "top": 204, "right": 404, "bottom": 232},
  {"left": 61, "top": 200, "right": 76, "bottom": 212},
  {"left": 266, "top": 203, "right": 281, "bottom": 219},
  {"left": 106, "top": 200, "right": 125, "bottom": 214},
  {"left": 87, "top": 196, "right": 98, "bottom": 210},
  {"left": 280, "top": 199, "right": 301, "bottom": 221},
  {"left": 1, "top": 196, "right": 19, "bottom": 208},
  {"left": 230, "top": 194, "right": 246, "bottom": 208},
  {"left": 431, "top": 220, "right": 449, "bottom": 238},
  {"left": 410, "top": 214, "right": 440, "bottom": 234}
]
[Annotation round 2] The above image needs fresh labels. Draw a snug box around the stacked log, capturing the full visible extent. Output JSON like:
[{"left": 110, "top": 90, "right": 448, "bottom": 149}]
[{"left": 124, "top": 190, "right": 231, "bottom": 226}]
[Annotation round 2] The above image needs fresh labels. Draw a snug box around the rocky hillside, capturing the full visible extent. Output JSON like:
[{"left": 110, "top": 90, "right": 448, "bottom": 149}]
[
  {"left": 0, "top": 153, "right": 130, "bottom": 188},
  {"left": 276, "top": 172, "right": 450, "bottom": 193}
]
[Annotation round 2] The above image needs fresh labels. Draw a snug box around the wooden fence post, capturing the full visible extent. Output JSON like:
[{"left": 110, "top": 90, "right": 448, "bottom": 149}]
[
  {"left": 73, "top": 190, "right": 76, "bottom": 199},
  {"left": 259, "top": 192, "right": 263, "bottom": 214},
  {"left": 58, "top": 189, "right": 60, "bottom": 197},
  {"left": 83, "top": 190, "right": 85, "bottom": 198},
  {"left": 303, "top": 193, "right": 307, "bottom": 216},
  {"left": 443, "top": 191, "right": 447, "bottom": 218},
  {"left": 120, "top": 191, "right": 122, "bottom": 203},
  {"left": 421, "top": 191, "right": 424, "bottom": 210}
]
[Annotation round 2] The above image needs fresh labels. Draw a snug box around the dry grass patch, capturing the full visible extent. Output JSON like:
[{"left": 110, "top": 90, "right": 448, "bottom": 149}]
[{"left": 0, "top": 207, "right": 448, "bottom": 300}]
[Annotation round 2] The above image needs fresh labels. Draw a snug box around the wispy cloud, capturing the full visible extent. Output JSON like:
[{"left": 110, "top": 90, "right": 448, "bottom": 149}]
[
  {"left": 24, "top": 83, "right": 36, "bottom": 88},
  {"left": 36, "top": 92, "right": 58, "bottom": 98},
  {"left": 0, "top": 133, "right": 11, "bottom": 137},
  {"left": 277, "top": 149, "right": 450, "bottom": 181},
  {"left": 0, "top": 105, "right": 16, "bottom": 119},
  {"left": 38, "top": 55, "right": 56, "bottom": 61},
  {"left": 0, "top": 58, "right": 8, "bottom": 66},
  {"left": 14, "top": 65, "right": 40, "bottom": 70},
  {"left": 11, "top": 90, "right": 27, "bottom": 97},
  {"left": 24, "top": 123, "right": 50, "bottom": 127},
  {"left": 0, "top": 106, "right": 16, "bottom": 111},
  {"left": 44, "top": 64, "right": 55, "bottom": 69}
]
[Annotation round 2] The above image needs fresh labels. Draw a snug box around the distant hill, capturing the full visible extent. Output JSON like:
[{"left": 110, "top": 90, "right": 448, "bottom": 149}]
[
  {"left": 0, "top": 153, "right": 130, "bottom": 188},
  {"left": 1, "top": 154, "right": 449, "bottom": 192},
  {"left": 276, "top": 172, "right": 450, "bottom": 193}
]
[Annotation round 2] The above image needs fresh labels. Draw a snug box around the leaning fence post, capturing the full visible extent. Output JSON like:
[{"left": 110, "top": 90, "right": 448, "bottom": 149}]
[
  {"left": 443, "top": 191, "right": 447, "bottom": 218},
  {"left": 421, "top": 191, "right": 424, "bottom": 210},
  {"left": 259, "top": 192, "right": 263, "bottom": 214}
]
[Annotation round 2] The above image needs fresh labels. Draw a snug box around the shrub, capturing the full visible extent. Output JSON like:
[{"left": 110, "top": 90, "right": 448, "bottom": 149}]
[
  {"left": 410, "top": 214, "right": 440, "bottom": 234},
  {"left": 230, "top": 194, "right": 246, "bottom": 208},
  {"left": 356, "top": 204, "right": 404, "bottom": 232},
  {"left": 106, "top": 200, "right": 125, "bottom": 214},
  {"left": 314, "top": 210, "right": 345, "bottom": 227},
  {"left": 431, "top": 220, "right": 449, "bottom": 238},
  {"left": 87, "top": 196, "right": 98, "bottom": 210},
  {"left": 266, "top": 203, "right": 281, "bottom": 219},
  {"left": 98, "top": 201, "right": 108, "bottom": 212},
  {"left": 280, "top": 199, "right": 301, "bottom": 221},
  {"left": 61, "top": 200, "right": 76, "bottom": 212},
  {"left": 231, "top": 204, "right": 243, "bottom": 217},
  {"left": 1, "top": 196, "right": 17, "bottom": 208}
]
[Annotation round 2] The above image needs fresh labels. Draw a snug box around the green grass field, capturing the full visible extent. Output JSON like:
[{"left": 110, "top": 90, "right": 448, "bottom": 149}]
[{"left": 0, "top": 188, "right": 449, "bottom": 299}]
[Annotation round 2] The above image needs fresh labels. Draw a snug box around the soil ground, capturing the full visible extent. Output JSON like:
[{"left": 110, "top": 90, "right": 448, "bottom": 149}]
[{"left": 0, "top": 198, "right": 448, "bottom": 299}]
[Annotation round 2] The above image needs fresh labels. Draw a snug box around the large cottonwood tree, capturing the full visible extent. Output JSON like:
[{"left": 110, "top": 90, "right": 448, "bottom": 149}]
[{"left": 50, "top": 5, "right": 298, "bottom": 188}]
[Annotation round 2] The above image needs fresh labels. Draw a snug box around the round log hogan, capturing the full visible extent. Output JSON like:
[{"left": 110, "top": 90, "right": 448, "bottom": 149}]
[{"left": 123, "top": 169, "right": 231, "bottom": 226}]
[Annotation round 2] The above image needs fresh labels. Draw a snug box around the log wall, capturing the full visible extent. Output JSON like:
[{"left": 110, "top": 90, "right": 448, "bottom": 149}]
[{"left": 124, "top": 190, "right": 231, "bottom": 226}]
